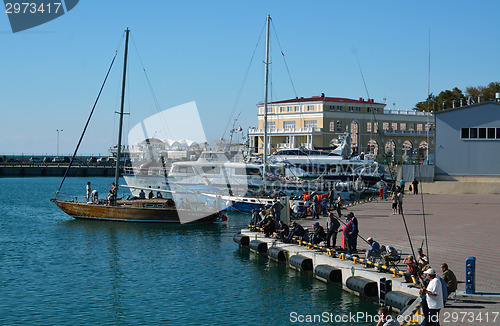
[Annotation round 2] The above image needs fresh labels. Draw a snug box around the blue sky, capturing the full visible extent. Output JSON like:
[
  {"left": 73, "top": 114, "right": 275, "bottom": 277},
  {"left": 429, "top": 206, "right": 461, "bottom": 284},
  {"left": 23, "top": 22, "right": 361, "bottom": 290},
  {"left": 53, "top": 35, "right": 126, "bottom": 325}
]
[{"left": 1, "top": 0, "right": 499, "bottom": 156}]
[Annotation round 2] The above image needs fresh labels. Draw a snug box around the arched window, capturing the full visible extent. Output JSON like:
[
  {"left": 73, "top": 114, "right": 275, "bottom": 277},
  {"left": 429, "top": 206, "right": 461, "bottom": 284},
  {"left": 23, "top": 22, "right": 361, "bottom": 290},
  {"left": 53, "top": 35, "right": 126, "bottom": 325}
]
[
  {"left": 402, "top": 140, "right": 413, "bottom": 152},
  {"left": 350, "top": 121, "right": 359, "bottom": 155},
  {"left": 418, "top": 141, "right": 428, "bottom": 159},
  {"left": 385, "top": 140, "right": 396, "bottom": 159},
  {"left": 367, "top": 139, "right": 379, "bottom": 155}
]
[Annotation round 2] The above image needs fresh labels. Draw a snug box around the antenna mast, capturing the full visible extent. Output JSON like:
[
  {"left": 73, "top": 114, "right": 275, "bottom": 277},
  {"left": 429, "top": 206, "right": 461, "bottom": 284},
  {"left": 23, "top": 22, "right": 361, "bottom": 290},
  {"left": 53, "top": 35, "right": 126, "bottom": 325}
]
[{"left": 263, "top": 15, "right": 271, "bottom": 194}]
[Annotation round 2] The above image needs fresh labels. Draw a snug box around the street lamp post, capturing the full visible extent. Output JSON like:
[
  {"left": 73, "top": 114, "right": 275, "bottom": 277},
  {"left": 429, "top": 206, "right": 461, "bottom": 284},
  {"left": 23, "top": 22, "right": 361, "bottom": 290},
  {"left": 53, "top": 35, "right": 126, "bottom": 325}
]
[{"left": 57, "top": 129, "right": 63, "bottom": 157}]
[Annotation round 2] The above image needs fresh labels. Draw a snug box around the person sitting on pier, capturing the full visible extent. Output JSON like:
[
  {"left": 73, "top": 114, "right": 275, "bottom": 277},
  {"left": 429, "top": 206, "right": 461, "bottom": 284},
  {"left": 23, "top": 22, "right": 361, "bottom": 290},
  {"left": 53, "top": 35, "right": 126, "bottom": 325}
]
[
  {"left": 403, "top": 255, "right": 419, "bottom": 283},
  {"left": 276, "top": 221, "right": 289, "bottom": 240},
  {"left": 311, "top": 222, "right": 326, "bottom": 245},
  {"left": 417, "top": 248, "right": 430, "bottom": 273},
  {"left": 441, "top": 263, "right": 457, "bottom": 298},
  {"left": 263, "top": 217, "right": 277, "bottom": 237},
  {"left": 250, "top": 209, "right": 260, "bottom": 226},
  {"left": 156, "top": 191, "right": 163, "bottom": 199},
  {"left": 139, "top": 189, "right": 146, "bottom": 199},
  {"left": 148, "top": 191, "right": 154, "bottom": 200},
  {"left": 365, "top": 237, "right": 382, "bottom": 262},
  {"left": 285, "top": 222, "right": 305, "bottom": 243},
  {"left": 381, "top": 245, "right": 400, "bottom": 267}
]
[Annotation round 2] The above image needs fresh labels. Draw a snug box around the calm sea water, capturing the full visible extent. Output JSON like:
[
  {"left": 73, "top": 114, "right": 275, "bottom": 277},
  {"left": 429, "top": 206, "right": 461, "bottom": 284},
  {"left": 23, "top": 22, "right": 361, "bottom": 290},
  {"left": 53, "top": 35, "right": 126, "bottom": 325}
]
[{"left": 0, "top": 177, "right": 379, "bottom": 325}]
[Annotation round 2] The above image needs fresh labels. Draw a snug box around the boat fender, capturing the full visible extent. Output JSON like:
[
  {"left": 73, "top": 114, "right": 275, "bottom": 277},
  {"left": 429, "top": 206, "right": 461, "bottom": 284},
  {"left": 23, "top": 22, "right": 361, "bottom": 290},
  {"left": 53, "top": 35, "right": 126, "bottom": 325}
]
[
  {"left": 384, "top": 291, "right": 417, "bottom": 311},
  {"left": 267, "top": 247, "right": 287, "bottom": 263},
  {"left": 289, "top": 254, "right": 313, "bottom": 272},
  {"left": 233, "top": 233, "right": 250, "bottom": 246},
  {"left": 314, "top": 265, "right": 342, "bottom": 283},
  {"left": 221, "top": 215, "right": 228, "bottom": 221},
  {"left": 346, "top": 276, "right": 378, "bottom": 297},
  {"left": 249, "top": 240, "right": 267, "bottom": 254}
]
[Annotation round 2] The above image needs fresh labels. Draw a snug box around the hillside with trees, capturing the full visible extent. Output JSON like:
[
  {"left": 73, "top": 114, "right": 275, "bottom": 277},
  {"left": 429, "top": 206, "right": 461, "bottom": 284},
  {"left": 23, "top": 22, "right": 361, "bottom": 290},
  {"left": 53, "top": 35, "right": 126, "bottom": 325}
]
[{"left": 414, "top": 82, "right": 500, "bottom": 112}]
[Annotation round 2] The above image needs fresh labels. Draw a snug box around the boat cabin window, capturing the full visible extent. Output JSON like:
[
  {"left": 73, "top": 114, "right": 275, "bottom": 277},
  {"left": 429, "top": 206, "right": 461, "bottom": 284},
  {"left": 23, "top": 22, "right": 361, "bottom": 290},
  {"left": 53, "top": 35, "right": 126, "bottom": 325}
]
[
  {"left": 201, "top": 166, "right": 221, "bottom": 174},
  {"left": 171, "top": 165, "right": 195, "bottom": 174}
]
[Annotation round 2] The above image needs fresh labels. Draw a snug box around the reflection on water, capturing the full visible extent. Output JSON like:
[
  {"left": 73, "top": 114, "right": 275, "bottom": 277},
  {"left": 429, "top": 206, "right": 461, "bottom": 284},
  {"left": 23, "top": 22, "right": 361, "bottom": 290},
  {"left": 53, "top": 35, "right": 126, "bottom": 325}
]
[{"left": 0, "top": 177, "right": 379, "bottom": 325}]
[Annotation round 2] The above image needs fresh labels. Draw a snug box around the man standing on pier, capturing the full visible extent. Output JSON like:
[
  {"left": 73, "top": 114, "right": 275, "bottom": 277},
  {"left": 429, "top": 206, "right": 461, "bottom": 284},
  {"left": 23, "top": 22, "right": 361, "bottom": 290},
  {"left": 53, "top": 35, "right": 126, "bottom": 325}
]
[
  {"left": 325, "top": 212, "right": 340, "bottom": 248},
  {"left": 421, "top": 268, "right": 444, "bottom": 326}
]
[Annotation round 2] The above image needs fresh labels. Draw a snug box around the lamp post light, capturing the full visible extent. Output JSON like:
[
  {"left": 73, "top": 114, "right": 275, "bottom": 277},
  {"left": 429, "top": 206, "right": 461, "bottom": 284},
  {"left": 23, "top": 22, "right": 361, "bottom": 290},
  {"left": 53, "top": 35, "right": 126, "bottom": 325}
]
[{"left": 57, "top": 129, "right": 63, "bottom": 157}]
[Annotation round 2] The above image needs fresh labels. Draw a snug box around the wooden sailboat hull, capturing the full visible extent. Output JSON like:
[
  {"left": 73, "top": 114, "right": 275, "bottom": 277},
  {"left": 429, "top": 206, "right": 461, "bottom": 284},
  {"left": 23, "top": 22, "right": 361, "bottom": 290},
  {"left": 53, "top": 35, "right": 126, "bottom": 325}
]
[{"left": 53, "top": 199, "right": 219, "bottom": 223}]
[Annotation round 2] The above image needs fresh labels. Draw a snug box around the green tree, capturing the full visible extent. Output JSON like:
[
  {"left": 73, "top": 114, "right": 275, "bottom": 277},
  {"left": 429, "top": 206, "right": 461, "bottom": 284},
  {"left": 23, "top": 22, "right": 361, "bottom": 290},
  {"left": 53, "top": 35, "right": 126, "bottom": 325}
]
[
  {"left": 465, "top": 82, "right": 500, "bottom": 102},
  {"left": 414, "top": 87, "right": 464, "bottom": 112}
]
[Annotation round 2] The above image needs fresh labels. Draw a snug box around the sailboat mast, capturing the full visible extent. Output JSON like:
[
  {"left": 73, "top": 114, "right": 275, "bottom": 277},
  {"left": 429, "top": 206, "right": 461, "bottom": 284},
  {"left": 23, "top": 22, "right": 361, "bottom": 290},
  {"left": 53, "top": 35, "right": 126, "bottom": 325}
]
[
  {"left": 114, "top": 28, "right": 130, "bottom": 195},
  {"left": 263, "top": 15, "right": 270, "bottom": 194}
]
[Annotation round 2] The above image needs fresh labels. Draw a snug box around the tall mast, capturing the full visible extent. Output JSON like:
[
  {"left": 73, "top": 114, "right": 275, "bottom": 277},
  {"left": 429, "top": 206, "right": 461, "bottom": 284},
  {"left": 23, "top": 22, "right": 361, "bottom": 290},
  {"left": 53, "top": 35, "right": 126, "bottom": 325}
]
[
  {"left": 114, "top": 28, "right": 130, "bottom": 197},
  {"left": 263, "top": 15, "right": 270, "bottom": 194}
]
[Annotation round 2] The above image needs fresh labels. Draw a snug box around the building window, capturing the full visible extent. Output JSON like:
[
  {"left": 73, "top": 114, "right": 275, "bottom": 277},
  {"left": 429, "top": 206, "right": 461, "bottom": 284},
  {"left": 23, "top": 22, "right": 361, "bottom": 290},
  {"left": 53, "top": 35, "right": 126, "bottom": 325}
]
[
  {"left": 267, "top": 121, "right": 276, "bottom": 130},
  {"left": 400, "top": 123, "right": 406, "bottom": 131},
  {"left": 329, "top": 105, "right": 335, "bottom": 111},
  {"left": 367, "top": 122, "right": 372, "bottom": 133},
  {"left": 329, "top": 121, "right": 335, "bottom": 132},
  {"left": 283, "top": 121, "right": 295, "bottom": 129},
  {"left": 470, "top": 128, "right": 478, "bottom": 138},
  {"left": 391, "top": 122, "right": 398, "bottom": 130},
  {"left": 350, "top": 121, "right": 359, "bottom": 155},
  {"left": 367, "top": 107, "right": 372, "bottom": 112},
  {"left": 348, "top": 106, "right": 354, "bottom": 112},
  {"left": 367, "top": 139, "right": 379, "bottom": 155},
  {"left": 417, "top": 124, "right": 423, "bottom": 132},
  {"left": 374, "top": 122, "right": 379, "bottom": 133},
  {"left": 356, "top": 107, "right": 361, "bottom": 112},
  {"left": 279, "top": 106, "right": 285, "bottom": 113},
  {"left": 304, "top": 120, "right": 317, "bottom": 129},
  {"left": 307, "top": 105, "right": 315, "bottom": 111},
  {"left": 488, "top": 128, "right": 496, "bottom": 139},
  {"left": 287, "top": 106, "right": 292, "bottom": 112},
  {"left": 383, "top": 122, "right": 389, "bottom": 131},
  {"left": 337, "top": 106, "right": 342, "bottom": 111},
  {"left": 461, "top": 128, "right": 469, "bottom": 139},
  {"left": 336, "top": 120, "right": 342, "bottom": 132},
  {"left": 478, "top": 128, "right": 487, "bottom": 139},
  {"left": 266, "top": 107, "right": 272, "bottom": 113}
]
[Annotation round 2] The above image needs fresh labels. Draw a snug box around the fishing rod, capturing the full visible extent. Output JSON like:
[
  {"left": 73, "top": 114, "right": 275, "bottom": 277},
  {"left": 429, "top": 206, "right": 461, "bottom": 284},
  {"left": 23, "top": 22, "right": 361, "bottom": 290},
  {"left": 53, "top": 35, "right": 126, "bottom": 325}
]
[{"left": 330, "top": 212, "right": 370, "bottom": 245}]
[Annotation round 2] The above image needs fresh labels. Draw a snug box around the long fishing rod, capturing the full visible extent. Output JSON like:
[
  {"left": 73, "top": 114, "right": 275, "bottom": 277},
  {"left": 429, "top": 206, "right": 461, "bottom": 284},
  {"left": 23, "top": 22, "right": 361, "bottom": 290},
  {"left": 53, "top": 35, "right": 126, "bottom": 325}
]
[
  {"left": 330, "top": 212, "right": 370, "bottom": 245},
  {"left": 355, "top": 52, "right": 416, "bottom": 259}
]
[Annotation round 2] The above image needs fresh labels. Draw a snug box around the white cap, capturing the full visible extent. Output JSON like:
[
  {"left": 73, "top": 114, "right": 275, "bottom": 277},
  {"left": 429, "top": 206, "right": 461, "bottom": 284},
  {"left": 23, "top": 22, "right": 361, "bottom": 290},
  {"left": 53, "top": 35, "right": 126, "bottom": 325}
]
[
  {"left": 423, "top": 268, "right": 436, "bottom": 275},
  {"left": 367, "top": 237, "right": 373, "bottom": 242}
]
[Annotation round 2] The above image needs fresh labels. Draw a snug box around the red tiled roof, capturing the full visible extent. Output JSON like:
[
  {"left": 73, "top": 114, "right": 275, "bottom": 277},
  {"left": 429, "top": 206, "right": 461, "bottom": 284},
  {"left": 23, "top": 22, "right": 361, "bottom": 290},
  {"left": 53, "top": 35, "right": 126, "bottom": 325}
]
[{"left": 258, "top": 95, "right": 384, "bottom": 106}]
